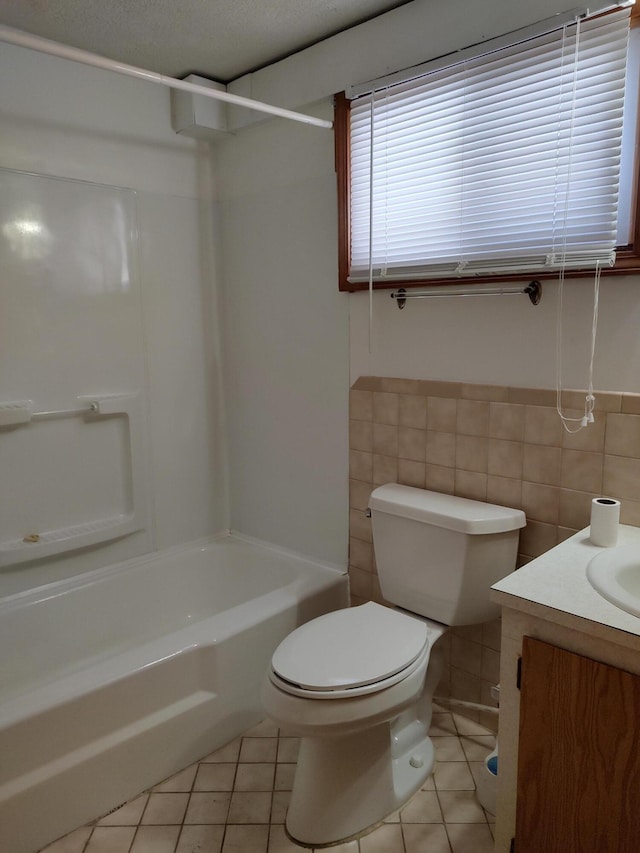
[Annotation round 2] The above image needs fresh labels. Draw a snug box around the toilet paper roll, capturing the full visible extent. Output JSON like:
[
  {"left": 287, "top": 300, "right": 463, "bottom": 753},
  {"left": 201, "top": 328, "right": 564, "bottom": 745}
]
[{"left": 590, "top": 497, "right": 621, "bottom": 547}]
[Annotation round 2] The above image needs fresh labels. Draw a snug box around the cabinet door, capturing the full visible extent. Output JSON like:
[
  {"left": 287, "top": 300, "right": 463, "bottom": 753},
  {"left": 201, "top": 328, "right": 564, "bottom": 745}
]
[{"left": 516, "top": 636, "right": 640, "bottom": 853}]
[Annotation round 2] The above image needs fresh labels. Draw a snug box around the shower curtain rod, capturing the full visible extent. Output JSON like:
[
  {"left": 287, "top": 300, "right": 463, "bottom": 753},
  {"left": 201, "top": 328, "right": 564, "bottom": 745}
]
[
  {"left": 0, "top": 24, "right": 334, "bottom": 131},
  {"left": 390, "top": 281, "right": 542, "bottom": 308}
]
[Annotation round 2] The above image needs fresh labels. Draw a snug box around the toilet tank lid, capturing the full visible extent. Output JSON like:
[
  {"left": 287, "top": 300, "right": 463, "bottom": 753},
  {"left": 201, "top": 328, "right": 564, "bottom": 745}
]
[{"left": 369, "top": 484, "right": 526, "bottom": 534}]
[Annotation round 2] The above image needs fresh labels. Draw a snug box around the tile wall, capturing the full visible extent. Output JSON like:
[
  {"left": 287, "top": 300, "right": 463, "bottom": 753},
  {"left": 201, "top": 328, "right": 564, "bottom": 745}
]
[{"left": 349, "top": 376, "right": 640, "bottom": 727}]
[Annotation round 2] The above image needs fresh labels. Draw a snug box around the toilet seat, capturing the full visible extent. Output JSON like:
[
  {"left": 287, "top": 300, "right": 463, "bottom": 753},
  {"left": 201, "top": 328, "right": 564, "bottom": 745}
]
[{"left": 270, "top": 602, "right": 431, "bottom": 699}]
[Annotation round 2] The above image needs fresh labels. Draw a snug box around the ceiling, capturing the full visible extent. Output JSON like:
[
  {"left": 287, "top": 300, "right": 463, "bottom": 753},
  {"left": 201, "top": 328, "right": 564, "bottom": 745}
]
[{"left": 0, "top": 0, "right": 413, "bottom": 83}]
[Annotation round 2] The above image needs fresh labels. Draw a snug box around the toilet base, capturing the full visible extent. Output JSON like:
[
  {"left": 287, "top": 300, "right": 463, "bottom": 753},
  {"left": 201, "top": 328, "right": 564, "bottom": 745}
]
[{"left": 285, "top": 714, "right": 435, "bottom": 847}]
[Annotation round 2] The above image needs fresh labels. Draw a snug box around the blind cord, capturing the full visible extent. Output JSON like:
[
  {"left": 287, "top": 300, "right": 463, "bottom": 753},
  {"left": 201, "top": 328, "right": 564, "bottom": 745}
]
[
  {"left": 554, "top": 17, "right": 599, "bottom": 434},
  {"left": 368, "top": 90, "right": 375, "bottom": 355}
]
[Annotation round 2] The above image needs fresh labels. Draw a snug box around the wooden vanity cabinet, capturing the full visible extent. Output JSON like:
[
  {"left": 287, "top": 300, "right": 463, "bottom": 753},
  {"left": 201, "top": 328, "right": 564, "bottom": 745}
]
[{"left": 515, "top": 636, "right": 640, "bottom": 853}]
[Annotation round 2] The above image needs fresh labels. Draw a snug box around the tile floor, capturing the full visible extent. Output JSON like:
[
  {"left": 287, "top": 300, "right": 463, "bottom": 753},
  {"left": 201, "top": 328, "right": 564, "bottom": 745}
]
[{"left": 40, "top": 709, "right": 496, "bottom": 853}]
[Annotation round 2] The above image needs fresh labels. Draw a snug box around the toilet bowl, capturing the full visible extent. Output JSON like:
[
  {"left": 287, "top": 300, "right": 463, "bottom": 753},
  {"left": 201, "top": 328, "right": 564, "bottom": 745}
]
[{"left": 263, "top": 485, "right": 525, "bottom": 846}]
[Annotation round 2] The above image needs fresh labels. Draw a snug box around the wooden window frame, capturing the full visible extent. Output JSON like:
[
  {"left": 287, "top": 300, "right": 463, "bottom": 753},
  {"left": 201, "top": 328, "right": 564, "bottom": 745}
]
[{"left": 335, "top": 7, "right": 640, "bottom": 293}]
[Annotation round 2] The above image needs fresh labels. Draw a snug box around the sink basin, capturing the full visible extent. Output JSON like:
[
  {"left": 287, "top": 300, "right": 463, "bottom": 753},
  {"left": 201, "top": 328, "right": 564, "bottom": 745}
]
[{"left": 587, "top": 546, "right": 640, "bottom": 618}]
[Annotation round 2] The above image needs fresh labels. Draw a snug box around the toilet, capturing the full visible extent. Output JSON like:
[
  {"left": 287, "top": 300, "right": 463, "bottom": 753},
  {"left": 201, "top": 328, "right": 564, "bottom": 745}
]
[{"left": 262, "top": 484, "right": 525, "bottom": 847}]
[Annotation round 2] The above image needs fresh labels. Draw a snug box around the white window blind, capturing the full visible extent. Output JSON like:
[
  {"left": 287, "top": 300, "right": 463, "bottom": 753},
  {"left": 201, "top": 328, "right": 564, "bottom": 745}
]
[{"left": 348, "top": 8, "right": 631, "bottom": 283}]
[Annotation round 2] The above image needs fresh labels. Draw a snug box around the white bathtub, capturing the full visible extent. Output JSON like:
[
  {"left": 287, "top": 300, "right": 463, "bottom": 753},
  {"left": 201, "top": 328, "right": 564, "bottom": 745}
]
[{"left": 0, "top": 533, "right": 348, "bottom": 853}]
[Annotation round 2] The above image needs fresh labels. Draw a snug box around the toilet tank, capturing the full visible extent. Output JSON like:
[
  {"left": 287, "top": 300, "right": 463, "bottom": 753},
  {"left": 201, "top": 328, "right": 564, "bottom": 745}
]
[{"left": 369, "top": 484, "right": 526, "bottom": 626}]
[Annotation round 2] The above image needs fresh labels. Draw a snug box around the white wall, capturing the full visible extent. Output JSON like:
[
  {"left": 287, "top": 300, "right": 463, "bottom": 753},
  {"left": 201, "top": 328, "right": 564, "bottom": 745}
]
[
  {"left": 216, "top": 102, "right": 350, "bottom": 567},
  {"left": 350, "top": 277, "right": 640, "bottom": 392},
  {"left": 0, "top": 44, "right": 227, "bottom": 594},
  {"left": 224, "top": 0, "right": 640, "bottom": 398}
]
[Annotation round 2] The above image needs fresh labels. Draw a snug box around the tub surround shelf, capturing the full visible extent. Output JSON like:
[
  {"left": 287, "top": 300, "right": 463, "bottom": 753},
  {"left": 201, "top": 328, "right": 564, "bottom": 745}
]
[
  {"left": 0, "top": 393, "right": 147, "bottom": 567},
  {"left": 0, "top": 513, "right": 141, "bottom": 567}
]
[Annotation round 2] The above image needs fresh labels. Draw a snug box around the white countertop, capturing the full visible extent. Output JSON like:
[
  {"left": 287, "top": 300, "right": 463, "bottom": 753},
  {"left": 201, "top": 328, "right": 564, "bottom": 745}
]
[{"left": 491, "top": 524, "right": 640, "bottom": 641}]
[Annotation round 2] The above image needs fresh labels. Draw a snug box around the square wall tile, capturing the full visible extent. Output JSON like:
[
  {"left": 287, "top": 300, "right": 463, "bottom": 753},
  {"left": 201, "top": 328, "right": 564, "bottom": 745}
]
[
  {"left": 603, "top": 455, "right": 640, "bottom": 501},
  {"left": 373, "top": 423, "right": 398, "bottom": 456},
  {"left": 349, "top": 419, "right": 373, "bottom": 452},
  {"left": 399, "top": 394, "right": 427, "bottom": 428},
  {"left": 521, "top": 482, "right": 560, "bottom": 525},
  {"left": 427, "top": 431, "right": 456, "bottom": 467},
  {"left": 559, "top": 489, "right": 595, "bottom": 530},
  {"left": 486, "top": 476, "right": 522, "bottom": 510},
  {"left": 456, "top": 400, "right": 490, "bottom": 437},
  {"left": 349, "top": 537, "right": 373, "bottom": 571},
  {"left": 398, "top": 459, "right": 426, "bottom": 488},
  {"left": 455, "top": 470, "right": 487, "bottom": 501},
  {"left": 373, "top": 392, "right": 399, "bottom": 425},
  {"left": 349, "top": 479, "right": 373, "bottom": 511},
  {"left": 487, "top": 440, "right": 523, "bottom": 479},
  {"left": 373, "top": 454, "right": 398, "bottom": 485},
  {"left": 562, "top": 410, "right": 606, "bottom": 452},
  {"left": 489, "top": 402, "right": 525, "bottom": 441},
  {"left": 524, "top": 405, "right": 563, "bottom": 446},
  {"left": 456, "top": 435, "right": 488, "bottom": 473},
  {"left": 605, "top": 413, "right": 640, "bottom": 457},
  {"left": 519, "top": 519, "right": 558, "bottom": 558},
  {"left": 349, "top": 508, "right": 372, "bottom": 542},
  {"left": 427, "top": 397, "right": 457, "bottom": 432},
  {"left": 426, "top": 464, "right": 455, "bottom": 494},
  {"left": 399, "top": 427, "right": 427, "bottom": 462},
  {"left": 350, "top": 389, "right": 373, "bottom": 421},
  {"left": 349, "top": 450, "right": 373, "bottom": 482},
  {"left": 560, "top": 449, "right": 603, "bottom": 493},
  {"left": 522, "top": 444, "right": 561, "bottom": 486}
]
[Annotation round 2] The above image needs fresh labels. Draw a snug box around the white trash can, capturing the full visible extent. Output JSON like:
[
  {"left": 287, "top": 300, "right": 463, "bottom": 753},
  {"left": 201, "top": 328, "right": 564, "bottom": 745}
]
[{"left": 475, "top": 745, "right": 498, "bottom": 815}]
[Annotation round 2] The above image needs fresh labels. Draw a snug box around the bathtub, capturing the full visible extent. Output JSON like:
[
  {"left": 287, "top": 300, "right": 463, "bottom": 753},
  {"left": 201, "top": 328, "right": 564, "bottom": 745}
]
[{"left": 0, "top": 533, "right": 348, "bottom": 853}]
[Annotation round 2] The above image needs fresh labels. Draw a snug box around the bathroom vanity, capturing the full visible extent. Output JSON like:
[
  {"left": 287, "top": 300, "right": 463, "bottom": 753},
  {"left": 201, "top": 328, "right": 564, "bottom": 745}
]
[{"left": 491, "top": 524, "right": 640, "bottom": 853}]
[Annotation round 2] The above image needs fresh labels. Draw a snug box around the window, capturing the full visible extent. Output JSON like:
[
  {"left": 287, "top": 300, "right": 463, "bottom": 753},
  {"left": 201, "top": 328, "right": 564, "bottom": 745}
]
[{"left": 336, "top": 6, "right": 640, "bottom": 292}]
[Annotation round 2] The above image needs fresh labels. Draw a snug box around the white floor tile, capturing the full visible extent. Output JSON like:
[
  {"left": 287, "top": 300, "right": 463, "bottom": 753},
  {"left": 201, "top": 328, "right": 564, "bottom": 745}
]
[
  {"left": 276, "top": 738, "right": 300, "bottom": 763},
  {"left": 234, "top": 763, "right": 276, "bottom": 791},
  {"left": 245, "top": 719, "right": 280, "bottom": 737},
  {"left": 194, "top": 762, "right": 237, "bottom": 791},
  {"left": 98, "top": 795, "right": 148, "bottom": 826},
  {"left": 437, "top": 790, "right": 487, "bottom": 824},
  {"left": 222, "top": 824, "right": 270, "bottom": 852},
  {"left": 360, "top": 822, "right": 405, "bottom": 852},
  {"left": 429, "top": 713, "right": 457, "bottom": 736},
  {"left": 202, "top": 738, "right": 242, "bottom": 763},
  {"left": 267, "top": 824, "right": 302, "bottom": 852},
  {"left": 184, "top": 792, "right": 231, "bottom": 824},
  {"left": 240, "top": 737, "right": 279, "bottom": 763},
  {"left": 434, "top": 762, "right": 475, "bottom": 791},
  {"left": 84, "top": 827, "right": 137, "bottom": 853},
  {"left": 431, "top": 736, "right": 467, "bottom": 762},
  {"left": 227, "top": 791, "right": 272, "bottom": 823},
  {"left": 270, "top": 791, "right": 291, "bottom": 824},
  {"left": 402, "top": 824, "right": 452, "bottom": 853},
  {"left": 274, "top": 763, "right": 296, "bottom": 791},
  {"left": 129, "top": 825, "right": 181, "bottom": 853},
  {"left": 39, "top": 827, "right": 93, "bottom": 853},
  {"left": 176, "top": 824, "right": 225, "bottom": 853},
  {"left": 459, "top": 734, "right": 495, "bottom": 762},
  {"left": 153, "top": 764, "right": 198, "bottom": 792},
  {"left": 140, "top": 792, "right": 189, "bottom": 825},
  {"left": 446, "top": 822, "right": 495, "bottom": 853},
  {"left": 400, "top": 790, "right": 443, "bottom": 823}
]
